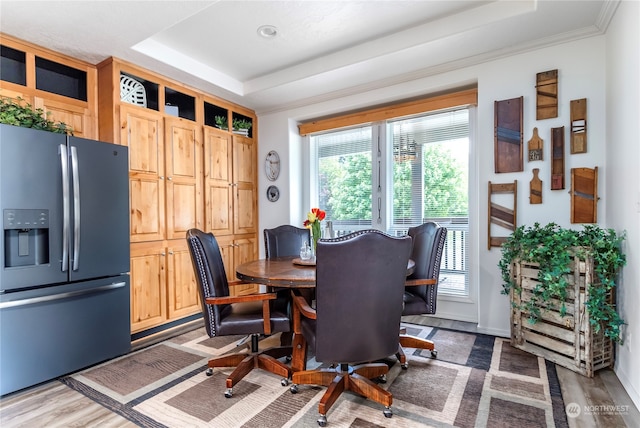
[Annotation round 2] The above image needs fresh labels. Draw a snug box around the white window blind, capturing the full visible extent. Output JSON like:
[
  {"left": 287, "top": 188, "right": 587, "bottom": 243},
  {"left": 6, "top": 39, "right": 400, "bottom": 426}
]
[
  {"left": 312, "top": 126, "right": 373, "bottom": 229},
  {"left": 389, "top": 109, "right": 470, "bottom": 296}
]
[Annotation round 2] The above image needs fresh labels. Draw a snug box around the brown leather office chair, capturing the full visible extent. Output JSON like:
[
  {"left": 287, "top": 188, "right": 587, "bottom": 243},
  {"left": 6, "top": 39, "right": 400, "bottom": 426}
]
[
  {"left": 264, "top": 224, "right": 311, "bottom": 258},
  {"left": 289, "top": 230, "right": 412, "bottom": 426},
  {"left": 264, "top": 224, "right": 312, "bottom": 347},
  {"left": 186, "top": 228, "right": 292, "bottom": 398},
  {"left": 397, "top": 221, "right": 448, "bottom": 368}
]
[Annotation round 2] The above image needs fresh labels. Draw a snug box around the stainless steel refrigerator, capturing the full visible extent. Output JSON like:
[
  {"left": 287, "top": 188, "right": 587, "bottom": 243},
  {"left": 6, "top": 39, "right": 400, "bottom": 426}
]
[{"left": 0, "top": 124, "right": 130, "bottom": 396}]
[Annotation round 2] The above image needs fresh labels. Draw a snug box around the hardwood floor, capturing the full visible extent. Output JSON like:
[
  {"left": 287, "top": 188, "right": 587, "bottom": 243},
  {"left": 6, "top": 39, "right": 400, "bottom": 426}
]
[{"left": 1, "top": 317, "right": 638, "bottom": 427}]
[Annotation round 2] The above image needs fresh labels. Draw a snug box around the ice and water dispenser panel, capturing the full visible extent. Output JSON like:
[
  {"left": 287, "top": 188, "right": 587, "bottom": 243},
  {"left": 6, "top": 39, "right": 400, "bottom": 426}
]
[{"left": 3, "top": 209, "right": 49, "bottom": 267}]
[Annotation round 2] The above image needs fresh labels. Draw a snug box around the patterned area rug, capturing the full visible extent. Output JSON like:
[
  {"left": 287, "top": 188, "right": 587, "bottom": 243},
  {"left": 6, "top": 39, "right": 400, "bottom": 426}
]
[{"left": 61, "top": 323, "right": 568, "bottom": 427}]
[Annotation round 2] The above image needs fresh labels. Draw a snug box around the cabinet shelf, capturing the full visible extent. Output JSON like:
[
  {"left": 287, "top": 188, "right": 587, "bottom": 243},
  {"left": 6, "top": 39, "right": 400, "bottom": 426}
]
[
  {"left": 165, "top": 87, "right": 195, "bottom": 121},
  {"left": 120, "top": 71, "right": 158, "bottom": 111},
  {"left": 35, "top": 56, "right": 87, "bottom": 101},
  {"left": 0, "top": 45, "right": 26, "bottom": 86}
]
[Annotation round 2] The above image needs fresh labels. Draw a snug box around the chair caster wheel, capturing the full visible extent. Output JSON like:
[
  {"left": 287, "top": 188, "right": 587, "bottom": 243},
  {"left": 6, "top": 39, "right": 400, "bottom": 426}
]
[
  {"left": 377, "top": 374, "right": 387, "bottom": 383},
  {"left": 401, "top": 363, "right": 408, "bottom": 370},
  {"left": 206, "top": 368, "right": 213, "bottom": 376},
  {"left": 383, "top": 407, "right": 393, "bottom": 418},
  {"left": 431, "top": 350, "right": 438, "bottom": 358},
  {"left": 290, "top": 384, "right": 299, "bottom": 394},
  {"left": 224, "top": 388, "right": 233, "bottom": 398},
  {"left": 317, "top": 414, "right": 327, "bottom": 426},
  {"left": 281, "top": 378, "right": 290, "bottom": 386}
]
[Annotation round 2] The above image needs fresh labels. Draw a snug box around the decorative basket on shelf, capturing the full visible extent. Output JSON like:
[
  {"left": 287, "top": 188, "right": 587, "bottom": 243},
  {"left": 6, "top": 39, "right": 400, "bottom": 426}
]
[{"left": 120, "top": 75, "right": 147, "bottom": 107}]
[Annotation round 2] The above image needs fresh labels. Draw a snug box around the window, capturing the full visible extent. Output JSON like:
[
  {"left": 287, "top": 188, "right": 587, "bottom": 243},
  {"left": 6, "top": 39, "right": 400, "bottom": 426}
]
[{"left": 309, "top": 108, "right": 470, "bottom": 297}]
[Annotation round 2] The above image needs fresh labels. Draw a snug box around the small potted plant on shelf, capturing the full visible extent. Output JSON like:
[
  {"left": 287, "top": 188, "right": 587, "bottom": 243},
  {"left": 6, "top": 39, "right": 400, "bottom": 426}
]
[
  {"left": 232, "top": 118, "right": 252, "bottom": 136},
  {"left": 499, "top": 222, "right": 626, "bottom": 377},
  {"left": 214, "top": 115, "right": 228, "bottom": 130}
]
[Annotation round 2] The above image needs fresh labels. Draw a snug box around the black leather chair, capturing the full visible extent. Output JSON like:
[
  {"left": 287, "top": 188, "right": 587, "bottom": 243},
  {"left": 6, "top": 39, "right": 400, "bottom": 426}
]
[
  {"left": 289, "top": 230, "right": 412, "bottom": 426},
  {"left": 396, "top": 221, "right": 448, "bottom": 368},
  {"left": 186, "top": 228, "right": 292, "bottom": 398},
  {"left": 264, "top": 224, "right": 311, "bottom": 258}
]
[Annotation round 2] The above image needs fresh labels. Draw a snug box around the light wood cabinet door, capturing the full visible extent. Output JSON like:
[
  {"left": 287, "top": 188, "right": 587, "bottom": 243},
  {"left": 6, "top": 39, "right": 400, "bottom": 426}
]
[
  {"left": 130, "top": 242, "right": 167, "bottom": 333},
  {"left": 216, "top": 235, "right": 236, "bottom": 283},
  {"left": 120, "top": 105, "right": 165, "bottom": 243},
  {"left": 34, "top": 97, "right": 94, "bottom": 139},
  {"left": 232, "top": 135, "right": 257, "bottom": 235},
  {"left": 204, "top": 128, "right": 233, "bottom": 236},
  {"left": 166, "top": 239, "right": 201, "bottom": 319},
  {"left": 164, "top": 117, "right": 202, "bottom": 240},
  {"left": 232, "top": 236, "right": 258, "bottom": 296}
]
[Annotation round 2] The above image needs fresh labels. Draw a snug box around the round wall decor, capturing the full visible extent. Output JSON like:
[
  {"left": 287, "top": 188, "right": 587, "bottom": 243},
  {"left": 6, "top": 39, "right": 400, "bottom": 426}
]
[
  {"left": 266, "top": 185, "right": 280, "bottom": 202},
  {"left": 265, "top": 150, "right": 280, "bottom": 181}
]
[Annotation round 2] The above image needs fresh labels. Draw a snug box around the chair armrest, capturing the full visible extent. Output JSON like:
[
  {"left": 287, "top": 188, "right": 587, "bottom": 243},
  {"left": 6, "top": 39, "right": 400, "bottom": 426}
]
[
  {"left": 292, "top": 293, "right": 316, "bottom": 320},
  {"left": 205, "top": 292, "right": 276, "bottom": 306},
  {"left": 204, "top": 292, "right": 276, "bottom": 335},
  {"left": 405, "top": 278, "right": 437, "bottom": 287}
]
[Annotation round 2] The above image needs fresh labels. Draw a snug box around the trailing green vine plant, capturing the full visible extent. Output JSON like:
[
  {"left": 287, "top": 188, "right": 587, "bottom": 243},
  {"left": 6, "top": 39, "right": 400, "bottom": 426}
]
[
  {"left": 0, "top": 96, "right": 73, "bottom": 134},
  {"left": 499, "top": 222, "right": 626, "bottom": 344}
]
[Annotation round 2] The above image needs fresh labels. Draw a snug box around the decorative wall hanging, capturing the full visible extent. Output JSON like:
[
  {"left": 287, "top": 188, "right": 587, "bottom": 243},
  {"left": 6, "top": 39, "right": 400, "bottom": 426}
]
[
  {"left": 265, "top": 150, "right": 280, "bottom": 181},
  {"left": 266, "top": 185, "right": 280, "bottom": 202},
  {"left": 536, "top": 69, "right": 558, "bottom": 120},
  {"left": 494, "top": 97, "right": 523, "bottom": 173},
  {"left": 570, "top": 167, "right": 598, "bottom": 223},
  {"left": 570, "top": 98, "right": 588, "bottom": 154},
  {"left": 527, "top": 127, "right": 543, "bottom": 161},
  {"left": 529, "top": 168, "right": 542, "bottom": 204},
  {"left": 551, "top": 126, "right": 565, "bottom": 190},
  {"left": 487, "top": 180, "right": 517, "bottom": 249}
]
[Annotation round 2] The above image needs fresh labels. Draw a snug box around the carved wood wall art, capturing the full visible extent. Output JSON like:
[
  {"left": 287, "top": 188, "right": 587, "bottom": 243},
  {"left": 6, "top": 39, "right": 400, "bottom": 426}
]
[
  {"left": 536, "top": 69, "right": 558, "bottom": 120},
  {"left": 488, "top": 180, "right": 517, "bottom": 249},
  {"left": 528, "top": 127, "right": 543, "bottom": 161},
  {"left": 494, "top": 97, "right": 523, "bottom": 173},
  {"left": 529, "top": 168, "right": 542, "bottom": 204},
  {"left": 570, "top": 98, "right": 587, "bottom": 154},
  {"left": 570, "top": 167, "right": 598, "bottom": 223},
  {"left": 551, "top": 126, "right": 565, "bottom": 190}
]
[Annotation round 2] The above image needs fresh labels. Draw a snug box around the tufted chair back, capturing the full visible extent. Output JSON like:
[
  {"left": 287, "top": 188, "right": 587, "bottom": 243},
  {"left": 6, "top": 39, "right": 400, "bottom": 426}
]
[
  {"left": 264, "top": 225, "right": 311, "bottom": 258},
  {"left": 312, "top": 229, "right": 412, "bottom": 363},
  {"left": 403, "top": 222, "right": 448, "bottom": 315}
]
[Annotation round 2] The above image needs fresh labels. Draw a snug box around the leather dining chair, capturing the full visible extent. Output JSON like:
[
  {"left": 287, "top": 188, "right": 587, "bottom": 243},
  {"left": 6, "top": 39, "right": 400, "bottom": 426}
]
[
  {"left": 186, "top": 228, "right": 292, "bottom": 398},
  {"left": 396, "top": 221, "right": 448, "bottom": 368},
  {"left": 288, "top": 229, "right": 412, "bottom": 426},
  {"left": 264, "top": 224, "right": 312, "bottom": 347},
  {"left": 264, "top": 224, "right": 311, "bottom": 259}
]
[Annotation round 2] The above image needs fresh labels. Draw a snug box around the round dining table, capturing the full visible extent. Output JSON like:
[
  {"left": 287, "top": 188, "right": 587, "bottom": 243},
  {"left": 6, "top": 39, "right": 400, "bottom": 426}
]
[{"left": 236, "top": 256, "right": 415, "bottom": 288}]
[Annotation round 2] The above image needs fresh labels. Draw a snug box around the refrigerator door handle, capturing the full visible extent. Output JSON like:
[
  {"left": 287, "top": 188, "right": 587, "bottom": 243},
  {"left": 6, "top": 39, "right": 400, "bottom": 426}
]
[
  {"left": 60, "top": 144, "right": 69, "bottom": 272},
  {"left": 0, "top": 282, "right": 127, "bottom": 309},
  {"left": 71, "top": 146, "right": 80, "bottom": 271}
]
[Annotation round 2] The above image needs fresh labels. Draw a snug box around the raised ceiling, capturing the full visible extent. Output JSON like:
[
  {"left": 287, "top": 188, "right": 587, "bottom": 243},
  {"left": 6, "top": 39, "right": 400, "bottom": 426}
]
[{"left": 0, "top": 1, "right": 617, "bottom": 114}]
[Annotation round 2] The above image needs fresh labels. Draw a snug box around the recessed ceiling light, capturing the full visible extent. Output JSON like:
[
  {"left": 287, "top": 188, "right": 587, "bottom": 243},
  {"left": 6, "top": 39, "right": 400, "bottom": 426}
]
[{"left": 257, "top": 25, "right": 278, "bottom": 39}]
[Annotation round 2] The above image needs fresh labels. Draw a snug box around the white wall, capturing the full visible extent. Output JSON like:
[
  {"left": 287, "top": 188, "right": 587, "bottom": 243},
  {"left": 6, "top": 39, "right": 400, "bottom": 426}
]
[
  {"left": 605, "top": 0, "right": 640, "bottom": 409},
  {"left": 257, "top": 8, "right": 638, "bottom": 407}
]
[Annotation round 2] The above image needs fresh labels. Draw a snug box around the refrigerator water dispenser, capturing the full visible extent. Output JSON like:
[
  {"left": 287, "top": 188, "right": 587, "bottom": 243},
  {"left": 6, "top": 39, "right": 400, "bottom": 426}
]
[{"left": 3, "top": 209, "right": 49, "bottom": 267}]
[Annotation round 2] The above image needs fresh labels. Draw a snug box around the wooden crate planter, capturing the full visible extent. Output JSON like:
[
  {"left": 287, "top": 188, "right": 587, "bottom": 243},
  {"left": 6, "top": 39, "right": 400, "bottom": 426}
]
[{"left": 510, "top": 255, "right": 614, "bottom": 377}]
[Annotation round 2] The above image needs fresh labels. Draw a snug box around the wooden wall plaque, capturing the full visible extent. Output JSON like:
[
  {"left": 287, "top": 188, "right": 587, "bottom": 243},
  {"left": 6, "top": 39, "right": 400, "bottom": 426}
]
[
  {"left": 494, "top": 97, "right": 523, "bottom": 173},
  {"left": 536, "top": 69, "right": 558, "bottom": 120},
  {"left": 570, "top": 98, "right": 587, "bottom": 154},
  {"left": 570, "top": 167, "right": 598, "bottom": 223},
  {"left": 551, "top": 126, "right": 565, "bottom": 190},
  {"left": 488, "top": 180, "right": 517, "bottom": 249},
  {"left": 528, "top": 127, "right": 543, "bottom": 161},
  {"left": 529, "top": 168, "right": 542, "bottom": 204}
]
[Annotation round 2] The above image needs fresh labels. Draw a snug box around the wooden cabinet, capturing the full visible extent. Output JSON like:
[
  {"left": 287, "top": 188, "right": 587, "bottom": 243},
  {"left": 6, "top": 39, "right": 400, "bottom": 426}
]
[
  {"left": 0, "top": 34, "right": 97, "bottom": 139},
  {"left": 98, "top": 58, "right": 258, "bottom": 333},
  {"left": 204, "top": 126, "right": 258, "bottom": 296}
]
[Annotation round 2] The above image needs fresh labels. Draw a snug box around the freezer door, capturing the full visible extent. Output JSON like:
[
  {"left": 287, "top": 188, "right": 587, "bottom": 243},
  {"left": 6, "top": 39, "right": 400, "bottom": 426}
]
[
  {"left": 68, "top": 137, "right": 129, "bottom": 282},
  {"left": 0, "top": 125, "right": 68, "bottom": 291},
  {"left": 0, "top": 276, "right": 130, "bottom": 395}
]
